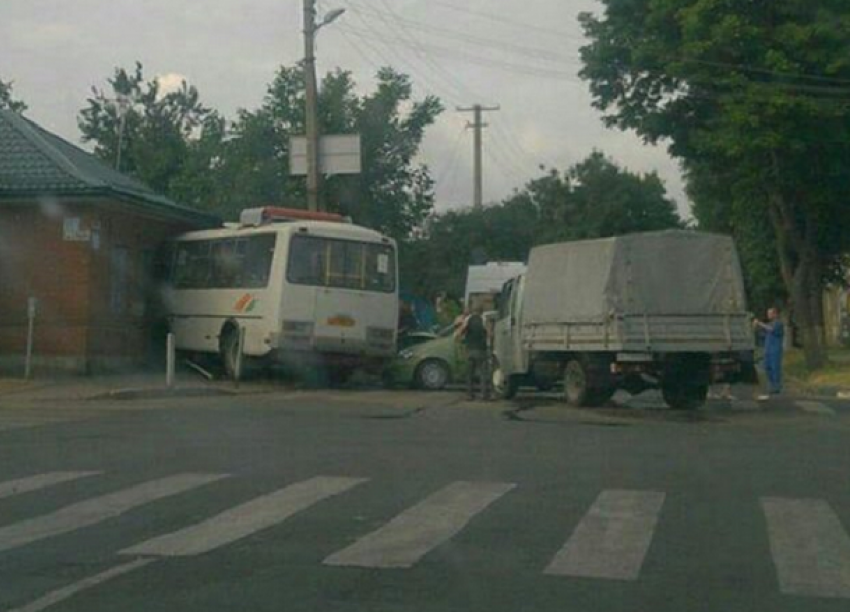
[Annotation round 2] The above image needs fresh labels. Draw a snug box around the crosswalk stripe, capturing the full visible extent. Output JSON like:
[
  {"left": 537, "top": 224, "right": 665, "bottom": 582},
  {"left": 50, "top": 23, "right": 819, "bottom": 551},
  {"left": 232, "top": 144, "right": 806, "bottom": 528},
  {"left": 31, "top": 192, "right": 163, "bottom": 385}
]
[
  {"left": 795, "top": 400, "right": 836, "bottom": 416},
  {"left": 8, "top": 558, "right": 155, "bottom": 612},
  {"left": 762, "top": 497, "right": 850, "bottom": 598},
  {"left": 544, "top": 490, "right": 665, "bottom": 580},
  {"left": 120, "top": 476, "right": 367, "bottom": 557},
  {"left": 324, "top": 481, "right": 515, "bottom": 569},
  {"left": 0, "top": 473, "right": 227, "bottom": 553},
  {"left": 0, "top": 472, "right": 101, "bottom": 500}
]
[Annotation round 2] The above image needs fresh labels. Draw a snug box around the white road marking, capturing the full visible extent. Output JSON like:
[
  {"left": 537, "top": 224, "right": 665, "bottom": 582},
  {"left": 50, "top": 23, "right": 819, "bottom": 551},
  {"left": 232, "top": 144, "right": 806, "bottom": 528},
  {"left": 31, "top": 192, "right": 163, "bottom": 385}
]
[
  {"left": 324, "top": 481, "right": 515, "bottom": 569},
  {"left": 762, "top": 497, "right": 850, "bottom": 598},
  {"left": 0, "top": 472, "right": 100, "bottom": 500},
  {"left": 8, "top": 558, "right": 155, "bottom": 612},
  {"left": 0, "top": 473, "right": 227, "bottom": 553},
  {"left": 545, "top": 490, "right": 665, "bottom": 580},
  {"left": 121, "top": 476, "right": 366, "bottom": 557},
  {"left": 795, "top": 400, "right": 836, "bottom": 416}
]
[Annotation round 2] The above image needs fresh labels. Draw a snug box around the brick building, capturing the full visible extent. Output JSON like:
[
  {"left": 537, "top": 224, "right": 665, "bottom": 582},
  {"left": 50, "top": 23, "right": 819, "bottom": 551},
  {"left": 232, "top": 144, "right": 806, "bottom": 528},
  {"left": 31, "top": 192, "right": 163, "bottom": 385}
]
[{"left": 0, "top": 109, "right": 217, "bottom": 374}]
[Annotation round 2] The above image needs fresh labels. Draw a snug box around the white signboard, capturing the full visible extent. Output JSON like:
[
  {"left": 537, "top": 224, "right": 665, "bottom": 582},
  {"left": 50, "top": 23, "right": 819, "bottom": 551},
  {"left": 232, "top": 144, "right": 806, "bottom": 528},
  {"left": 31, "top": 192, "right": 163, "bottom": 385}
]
[
  {"left": 63, "top": 217, "right": 91, "bottom": 242},
  {"left": 290, "top": 134, "right": 362, "bottom": 176}
]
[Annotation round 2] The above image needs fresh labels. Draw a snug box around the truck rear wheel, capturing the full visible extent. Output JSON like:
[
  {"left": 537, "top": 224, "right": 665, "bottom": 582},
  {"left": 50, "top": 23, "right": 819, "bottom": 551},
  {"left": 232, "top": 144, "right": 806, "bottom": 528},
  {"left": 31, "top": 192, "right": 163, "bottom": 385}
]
[
  {"left": 662, "top": 383, "right": 708, "bottom": 410},
  {"left": 564, "top": 359, "right": 613, "bottom": 407}
]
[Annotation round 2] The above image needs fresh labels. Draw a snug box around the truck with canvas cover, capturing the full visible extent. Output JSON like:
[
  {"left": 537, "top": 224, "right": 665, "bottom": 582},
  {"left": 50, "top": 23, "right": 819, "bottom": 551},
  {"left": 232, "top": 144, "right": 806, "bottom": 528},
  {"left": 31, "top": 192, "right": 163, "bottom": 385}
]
[{"left": 491, "top": 231, "right": 756, "bottom": 409}]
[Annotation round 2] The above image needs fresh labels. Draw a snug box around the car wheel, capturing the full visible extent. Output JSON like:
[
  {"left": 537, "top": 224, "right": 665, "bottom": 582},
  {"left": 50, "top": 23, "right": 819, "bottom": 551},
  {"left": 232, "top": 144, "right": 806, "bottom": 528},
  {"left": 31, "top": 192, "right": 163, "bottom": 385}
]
[{"left": 415, "top": 359, "right": 450, "bottom": 391}]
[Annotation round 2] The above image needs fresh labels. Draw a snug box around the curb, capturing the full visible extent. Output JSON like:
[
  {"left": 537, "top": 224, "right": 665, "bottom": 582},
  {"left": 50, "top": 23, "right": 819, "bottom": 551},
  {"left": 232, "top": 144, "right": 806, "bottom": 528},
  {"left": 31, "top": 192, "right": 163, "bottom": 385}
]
[{"left": 88, "top": 386, "right": 255, "bottom": 401}]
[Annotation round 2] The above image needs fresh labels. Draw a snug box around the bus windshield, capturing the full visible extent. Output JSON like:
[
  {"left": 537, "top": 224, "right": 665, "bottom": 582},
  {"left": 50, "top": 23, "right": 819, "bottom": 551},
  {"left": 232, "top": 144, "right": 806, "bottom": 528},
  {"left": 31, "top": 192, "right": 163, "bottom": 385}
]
[{"left": 287, "top": 235, "right": 395, "bottom": 293}]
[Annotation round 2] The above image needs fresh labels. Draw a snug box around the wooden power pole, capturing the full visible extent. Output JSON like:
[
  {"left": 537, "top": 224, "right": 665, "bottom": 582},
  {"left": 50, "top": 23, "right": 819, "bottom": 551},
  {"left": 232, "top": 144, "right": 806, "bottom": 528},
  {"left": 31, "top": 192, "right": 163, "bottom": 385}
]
[
  {"left": 303, "top": 0, "right": 321, "bottom": 211},
  {"left": 457, "top": 104, "right": 499, "bottom": 207}
]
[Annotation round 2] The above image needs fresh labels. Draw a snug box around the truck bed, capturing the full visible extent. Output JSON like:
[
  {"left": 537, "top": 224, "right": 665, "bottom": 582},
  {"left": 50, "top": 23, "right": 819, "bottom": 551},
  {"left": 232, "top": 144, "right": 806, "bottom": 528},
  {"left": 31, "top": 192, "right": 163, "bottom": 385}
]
[{"left": 523, "top": 313, "right": 753, "bottom": 353}]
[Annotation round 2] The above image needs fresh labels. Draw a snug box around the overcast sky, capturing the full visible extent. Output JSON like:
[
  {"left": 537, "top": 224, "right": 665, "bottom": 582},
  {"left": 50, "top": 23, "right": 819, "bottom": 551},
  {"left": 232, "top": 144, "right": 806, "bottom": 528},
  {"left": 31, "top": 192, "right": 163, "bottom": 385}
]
[{"left": 0, "top": 0, "right": 689, "bottom": 215}]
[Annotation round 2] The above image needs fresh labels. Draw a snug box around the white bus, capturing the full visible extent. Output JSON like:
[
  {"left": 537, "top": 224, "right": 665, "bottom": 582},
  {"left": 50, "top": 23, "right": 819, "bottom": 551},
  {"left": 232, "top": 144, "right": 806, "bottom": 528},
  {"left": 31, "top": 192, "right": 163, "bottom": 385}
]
[{"left": 164, "top": 207, "right": 398, "bottom": 381}]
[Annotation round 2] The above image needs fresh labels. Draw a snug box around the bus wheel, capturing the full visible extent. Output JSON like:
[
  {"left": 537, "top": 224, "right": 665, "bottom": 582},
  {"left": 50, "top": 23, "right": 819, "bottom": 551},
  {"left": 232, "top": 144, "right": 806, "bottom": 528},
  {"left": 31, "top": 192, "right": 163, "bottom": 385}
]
[
  {"left": 415, "top": 359, "right": 450, "bottom": 391},
  {"left": 220, "top": 327, "right": 240, "bottom": 381}
]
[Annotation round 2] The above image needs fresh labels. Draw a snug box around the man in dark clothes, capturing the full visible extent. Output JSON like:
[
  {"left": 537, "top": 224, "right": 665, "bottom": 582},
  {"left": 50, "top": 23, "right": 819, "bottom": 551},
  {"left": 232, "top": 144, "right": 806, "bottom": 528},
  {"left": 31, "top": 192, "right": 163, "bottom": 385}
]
[{"left": 457, "top": 305, "right": 491, "bottom": 400}]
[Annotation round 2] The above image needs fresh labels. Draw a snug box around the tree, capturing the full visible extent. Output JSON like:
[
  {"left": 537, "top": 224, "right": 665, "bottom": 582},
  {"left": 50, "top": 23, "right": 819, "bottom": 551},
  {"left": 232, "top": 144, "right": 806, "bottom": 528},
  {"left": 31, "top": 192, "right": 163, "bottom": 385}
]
[
  {"left": 78, "top": 62, "right": 214, "bottom": 195},
  {"left": 535, "top": 151, "right": 682, "bottom": 243},
  {"left": 579, "top": 0, "right": 850, "bottom": 369},
  {"left": 687, "top": 160, "right": 785, "bottom": 316},
  {"left": 0, "top": 77, "right": 27, "bottom": 113},
  {"left": 402, "top": 151, "right": 682, "bottom": 299}
]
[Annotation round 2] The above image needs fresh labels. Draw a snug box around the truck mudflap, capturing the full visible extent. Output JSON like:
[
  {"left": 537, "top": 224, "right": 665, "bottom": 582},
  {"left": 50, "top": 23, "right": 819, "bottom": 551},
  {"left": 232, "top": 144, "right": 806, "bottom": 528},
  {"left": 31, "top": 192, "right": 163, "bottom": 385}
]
[{"left": 714, "top": 351, "right": 758, "bottom": 384}]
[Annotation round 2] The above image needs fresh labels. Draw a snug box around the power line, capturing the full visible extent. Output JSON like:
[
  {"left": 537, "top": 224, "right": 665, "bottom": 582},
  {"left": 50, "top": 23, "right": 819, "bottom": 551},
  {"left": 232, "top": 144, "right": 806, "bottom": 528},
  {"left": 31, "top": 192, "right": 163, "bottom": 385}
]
[
  {"left": 337, "top": 25, "right": 585, "bottom": 83},
  {"left": 678, "top": 58, "right": 850, "bottom": 87},
  {"left": 340, "top": 3, "right": 466, "bottom": 106},
  {"left": 434, "top": 125, "right": 468, "bottom": 187},
  {"left": 427, "top": 0, "right": 583, "bottom": 41},
  {"left": 346, "top": 0, "right": 482, "bottom": 105},
  {"left": 343, "top": 2, "right": 581, "bottom": 65}
]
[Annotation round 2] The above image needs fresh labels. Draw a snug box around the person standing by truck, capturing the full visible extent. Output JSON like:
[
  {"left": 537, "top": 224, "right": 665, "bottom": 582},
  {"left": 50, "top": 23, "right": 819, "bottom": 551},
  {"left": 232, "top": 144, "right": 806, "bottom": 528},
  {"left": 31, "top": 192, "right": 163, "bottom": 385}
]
[
  {"left": 754, "top": 307, "right": 785, "bottom": 398},
  {"left": 456, "top": 305, "right": 491, "bottom": 400}
]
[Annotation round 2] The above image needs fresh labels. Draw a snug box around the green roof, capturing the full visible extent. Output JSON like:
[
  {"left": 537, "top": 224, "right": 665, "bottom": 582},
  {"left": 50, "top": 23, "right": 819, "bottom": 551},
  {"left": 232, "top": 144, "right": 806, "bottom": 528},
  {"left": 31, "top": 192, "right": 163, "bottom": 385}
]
[{"left": 0, "top": 109, "right": 218, "bottom": 226}]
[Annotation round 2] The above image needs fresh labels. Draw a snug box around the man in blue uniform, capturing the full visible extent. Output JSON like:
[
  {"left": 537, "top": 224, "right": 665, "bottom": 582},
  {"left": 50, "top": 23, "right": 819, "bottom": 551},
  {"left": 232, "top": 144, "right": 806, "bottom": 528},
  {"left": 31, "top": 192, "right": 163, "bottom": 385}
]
[{"left": 754, "top": 307, "right": 784, "bottom": 398}]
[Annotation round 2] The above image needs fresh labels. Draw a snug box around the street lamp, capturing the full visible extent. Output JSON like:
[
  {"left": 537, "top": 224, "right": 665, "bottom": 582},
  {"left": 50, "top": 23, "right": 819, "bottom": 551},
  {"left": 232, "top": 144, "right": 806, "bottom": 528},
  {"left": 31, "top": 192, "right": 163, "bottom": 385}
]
[
  {"left": 303, "top": 1, "right": 345, "bottom": 212},
  {"left": 318, "top": 8, "right": 346, "bottom": 29}
]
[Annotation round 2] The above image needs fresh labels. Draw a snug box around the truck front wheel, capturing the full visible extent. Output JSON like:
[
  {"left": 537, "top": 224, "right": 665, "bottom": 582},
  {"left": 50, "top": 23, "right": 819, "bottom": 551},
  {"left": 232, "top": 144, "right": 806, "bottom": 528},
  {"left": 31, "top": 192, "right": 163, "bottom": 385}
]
[
  {"left": 662, "top": 382, "right": 708, "bottom": 410},
  {"left": 492, "top": 359, "right": 519, "bottom": 399}
]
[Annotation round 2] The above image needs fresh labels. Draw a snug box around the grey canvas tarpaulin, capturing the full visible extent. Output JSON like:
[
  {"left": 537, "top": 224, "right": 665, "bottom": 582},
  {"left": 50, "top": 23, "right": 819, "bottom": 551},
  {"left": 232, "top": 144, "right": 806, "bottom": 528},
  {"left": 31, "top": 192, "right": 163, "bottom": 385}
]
[{"left": 523, "top": 231, "right": 748, "bottom": 324}]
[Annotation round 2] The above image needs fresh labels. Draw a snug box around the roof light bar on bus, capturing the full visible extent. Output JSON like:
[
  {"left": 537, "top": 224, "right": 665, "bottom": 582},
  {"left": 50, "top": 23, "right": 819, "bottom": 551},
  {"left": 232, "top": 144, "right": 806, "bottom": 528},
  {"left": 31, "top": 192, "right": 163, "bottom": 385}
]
[{"left": 239, "top": 207, "right": 350, "bottom": 227}]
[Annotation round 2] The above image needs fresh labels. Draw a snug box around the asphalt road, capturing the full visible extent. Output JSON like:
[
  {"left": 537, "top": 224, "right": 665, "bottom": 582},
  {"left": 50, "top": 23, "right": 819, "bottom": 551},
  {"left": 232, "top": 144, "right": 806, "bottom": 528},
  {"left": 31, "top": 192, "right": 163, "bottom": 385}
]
[{"left": 1, "top": 388, "right": 849, "bottom": 612}]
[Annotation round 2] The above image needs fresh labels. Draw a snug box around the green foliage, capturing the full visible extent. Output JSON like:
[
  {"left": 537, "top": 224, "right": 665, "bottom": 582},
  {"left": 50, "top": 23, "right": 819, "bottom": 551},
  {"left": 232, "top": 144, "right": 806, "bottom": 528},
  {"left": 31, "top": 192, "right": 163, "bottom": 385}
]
[
  {"left": 688, "top": 161, "right": 784, "bottom": 313},
  {"left": 579, "top": 0, "right": 850, "bottom": 367},
  {"left": 0, "top": 77, "right": 27, "bottom": 113},
  {"left": 401, "top": 151, "right": 682, "bottom": 298},
  {"left": 78, "top": 63, "right": 442, "bottom": 239},
  {"left": 78, "top": 63, "right": 212, "bottom": 195}
]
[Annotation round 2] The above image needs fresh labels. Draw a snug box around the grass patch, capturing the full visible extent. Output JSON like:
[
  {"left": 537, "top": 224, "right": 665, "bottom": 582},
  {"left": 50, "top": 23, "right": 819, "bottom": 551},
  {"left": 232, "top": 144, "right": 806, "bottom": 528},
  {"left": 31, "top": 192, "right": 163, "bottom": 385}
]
[{"left": 784, "top": 348, "right": 850, "bottom": 391}]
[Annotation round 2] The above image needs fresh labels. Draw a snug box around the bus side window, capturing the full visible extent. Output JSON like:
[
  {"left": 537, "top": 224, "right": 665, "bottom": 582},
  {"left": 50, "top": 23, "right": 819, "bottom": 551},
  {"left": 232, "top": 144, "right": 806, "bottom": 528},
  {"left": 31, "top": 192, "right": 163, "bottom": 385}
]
[
  {"left": 174, "top": 241, "right": 212, "bottom": 289},
  {"left": 211, "top": 239, "right": 240, "bottom": 288},
  {"left": 243, "top": 234, "right": 276, "bottom": 288}
]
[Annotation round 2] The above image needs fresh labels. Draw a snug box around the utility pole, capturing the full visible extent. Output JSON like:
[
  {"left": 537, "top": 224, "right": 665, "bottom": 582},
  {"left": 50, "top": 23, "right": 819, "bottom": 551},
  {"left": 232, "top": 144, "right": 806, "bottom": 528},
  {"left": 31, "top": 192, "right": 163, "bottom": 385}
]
[
  {"left": 303, "top": 0, "right": 321, "bottom": 212},
  {"left": 457, "top": 104, "right": 499, "bottom": 207}
]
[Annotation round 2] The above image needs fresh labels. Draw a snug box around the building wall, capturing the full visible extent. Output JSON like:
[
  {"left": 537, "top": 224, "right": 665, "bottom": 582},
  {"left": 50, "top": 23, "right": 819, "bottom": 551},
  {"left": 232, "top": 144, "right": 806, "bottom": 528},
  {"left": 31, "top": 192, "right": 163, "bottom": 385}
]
[
  {"left": 0, "top": 204, "right": 94, "bottom": 373},
  {"left": 85, "top": 205, "right": 190, "bottom": 370},
  {"left": 0, "top": 198, "right": 197, "bottom": 374}
]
